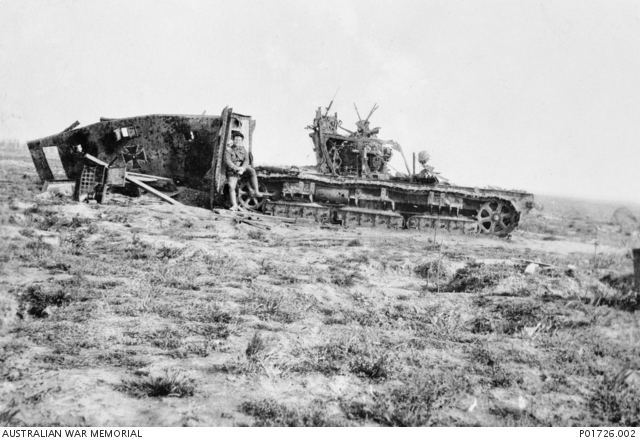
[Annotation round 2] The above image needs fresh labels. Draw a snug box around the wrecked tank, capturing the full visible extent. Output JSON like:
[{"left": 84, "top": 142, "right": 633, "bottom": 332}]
[
  {"left": 252, "top": 106, "right": 537, "bottom": 236},
  {"left": 27, "top": 108, "right": 256, "bottom": 207},
  {"left": 26, "top": 104, "right": 537, "bottom": 236}
]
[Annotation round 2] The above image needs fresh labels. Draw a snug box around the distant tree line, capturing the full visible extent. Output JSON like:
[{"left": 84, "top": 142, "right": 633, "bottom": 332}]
[{"left": 0, "top": 139, "right": 25, "bottom": 150}]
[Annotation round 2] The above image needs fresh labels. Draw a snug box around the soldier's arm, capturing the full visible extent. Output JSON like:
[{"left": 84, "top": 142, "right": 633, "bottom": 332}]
[
  {"left": 224, "top": 149, "right": 240, "bottom": 172},
  {"left": 240, "top": 148, "right": 249, "bottom": 168}
]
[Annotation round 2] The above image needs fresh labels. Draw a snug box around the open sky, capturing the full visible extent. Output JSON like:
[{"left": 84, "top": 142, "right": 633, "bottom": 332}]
[{"left": 1, "top": 0, "right": 638, "bottom": 203}]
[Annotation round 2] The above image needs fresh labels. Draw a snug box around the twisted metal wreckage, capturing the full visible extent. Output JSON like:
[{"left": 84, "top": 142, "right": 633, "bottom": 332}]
[{"left": 27, "top": 103, "right": 540, "bottom": 236}]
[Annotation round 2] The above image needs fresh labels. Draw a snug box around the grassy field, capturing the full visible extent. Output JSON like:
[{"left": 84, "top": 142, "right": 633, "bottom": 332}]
[{"left": 1, "top": 142, "right": 639, "bottom": 427}]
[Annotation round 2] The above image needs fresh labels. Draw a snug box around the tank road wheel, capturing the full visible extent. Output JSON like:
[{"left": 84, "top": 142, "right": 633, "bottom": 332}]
[
  {"left": 237, "top": 181, "right": 268, "bottom": 211},
  {"left": 477, "top": 201, "right": 518, "bottom": 236}
]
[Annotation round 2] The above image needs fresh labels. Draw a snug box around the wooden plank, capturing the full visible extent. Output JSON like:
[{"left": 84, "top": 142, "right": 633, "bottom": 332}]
[
  {"left": 240, "top": 219, "right": 271, "bottom": 230},
  {"left": 125, "top": 175, "right": 159, "bottom": 183},
  {"left": 213, "top": 107, "right": 232, "bottom": 202},
  {"left": 127, "top": 172, "right": 172, "bottom": 181},
  {"left": 514, "top": 258, "right": 555, "bottom": 268},
  {"left": 84, "top": 153, "right": 109, "bottom": 167},
  {"left": 125, "top": 176, "right": 182, "bottom": 205}
]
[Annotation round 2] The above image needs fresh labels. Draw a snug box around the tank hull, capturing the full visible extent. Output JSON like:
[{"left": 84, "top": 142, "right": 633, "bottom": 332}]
[
  {"left": 244, "top": 106, "right": 539, "bottom": 236},
  {"left": 254, "top": 168, "right": 535, "bottom": 236},
  {"left": 26, "top": 110, "right": 256, "bottom": 207},
  {"left": 27, "top": 114, "right": 225, "bottom": 188}
]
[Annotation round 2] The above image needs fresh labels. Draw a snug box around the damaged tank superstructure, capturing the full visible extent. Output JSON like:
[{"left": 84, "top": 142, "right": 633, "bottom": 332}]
[
  {"left": 254, "top": 106, "right": 537, "bottom": 236},
  {"left": 27, "top": 108, "right": 255, "bottom": 207}
]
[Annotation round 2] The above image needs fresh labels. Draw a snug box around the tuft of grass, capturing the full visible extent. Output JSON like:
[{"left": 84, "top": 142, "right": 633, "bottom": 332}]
[
  {"left": 465, "top": 315, "right": 494, "bottom": 334},
  {"left": 44, "top": 261, "right": 71, "bottom": 272},
  {"left": 492, "top": 301, "right": 543, "bottom": 335},
  {"left": 414, "top": 259, "right": 452, "bottom": 283},
  {"left": 61, "top": 229, "right": 88, "bottom": 252},
  {"left": 469, "top": 344, "right": 499, "bottom": 368},
  {"left": 445, "top": 264, "right": 517, "bottom": 293},
  {"left": 259, "top": 260, "right": 300, "bottom": 284},
  {"left": 247, "top": 230, "right": 267, "bottom": 241},
  {"left": 150, "top": 327, "right": 183, "bottom": 350},
  {"left": 489, "top": 405, "right": 543, "bottom": 426},
  {"left": 342, "top": 374, "right": 461, "bottom": 426},
  {"left": 196, "top": 251, "right": 239, "bottom": 275},
  {"left": 156, "top": 245, "right": 183, "bottom": 260},
  {"left": 24, "top": 239, "right": 54, "bottom": 256},
  {"left": 193, "top": 302, "right": 234, "bottom": 324},
  {"left": 29, "top": 208, "right": 63, "bottom": 231},
  {"left": 95, "top": 350, "right": 151, "bottom": 369},
  {"left": 589, "top": 366, "right": 640, "bottom": 426},
  {"left": 153, "top": 263, "right": 202, "bottom": 290},
  {"left": 168, "top": 339, "right": 216, "bottom": 358},
  {"left": 239, "top": 288, "right": 303, "bottom": 323},
  {"left": 598, "top": 272, "right": 639, "bottom": 311},
  {"left": 345, "top": 253, "right": 370, "bottom": 264},
  {"left": 18, "top": 228, "right": 35, "bottom": 237},
  {"left": 330, "top": 271, "right": 363, "bottom": 287},
  {"left": 240, "top": 399, "right": 343, "bottom": 427},
  {"left": 349, "top": 354, "right": 391, "bottom": 381},
  {"left": 468, "top": 344, "right": 515, "bottom": 388},
  {"left": 19, "top": 285, "right": 70, "bottom": 318},
  {"left": 119, "top": 370, "right": 195, "bottom": 398},
  {"left": 125, "top": 235, "right": 155, "bottom": 260},
  {"left": 0, "top": 407, "right": 21, "bottom": 426},
  {"left": 292, "top": 338, "right": 363, "bottom": 376},
  {"left": 413, "top": 305, "right": 465, "bottom": 342},
  {"left": 94, "top": 279, "right": 123, "bottom": 289},
  {"left": 292, "top": 336, "right": 393, "bottom": 379},
  {"left": 246, "top": 332, "right": 267, "bottom": 360},
  {"left": 322, "top": 308, "right": 379, "bottom": 327}
]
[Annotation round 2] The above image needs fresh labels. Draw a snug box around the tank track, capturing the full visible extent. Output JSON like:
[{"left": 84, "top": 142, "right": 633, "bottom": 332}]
[
  {"left": 251, "top": 170, "right": 533, "bottom": 237},
  {"left": 263, "top": 201, "right": 493, "bottom": 234}
]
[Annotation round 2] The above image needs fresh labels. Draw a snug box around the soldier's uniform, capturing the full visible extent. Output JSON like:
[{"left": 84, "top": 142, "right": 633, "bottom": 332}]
[
  {"left": 225, "top": 134, "right": 258, "bottom": 181},
  {"left": 225, "top": 144, "right": 250, "bottom": 177},
  {"left": 223, "top": 131, "right": 262, "bottom": 210}
]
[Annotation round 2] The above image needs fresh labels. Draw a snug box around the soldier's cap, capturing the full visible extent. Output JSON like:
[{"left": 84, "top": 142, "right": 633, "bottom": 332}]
[
  {"left": 231, "top": 131, "right": 244, "bottom": 139},
  {"left": 418, "top": 150, "right": 430, "bottom": 162}
]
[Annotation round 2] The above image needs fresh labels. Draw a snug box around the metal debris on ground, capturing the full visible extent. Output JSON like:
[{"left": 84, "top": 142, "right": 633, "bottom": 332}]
[
  {"left": 524, "top": 263, "right": 539, "bottom": 274},
  {"left": 474, "top": 259, "right": 518, "bottom": 266}
]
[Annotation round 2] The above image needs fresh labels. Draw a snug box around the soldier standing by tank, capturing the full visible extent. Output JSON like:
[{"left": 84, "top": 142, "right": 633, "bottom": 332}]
[{"left": 225, "top": 131, "right": 262, "bottom": 211}]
